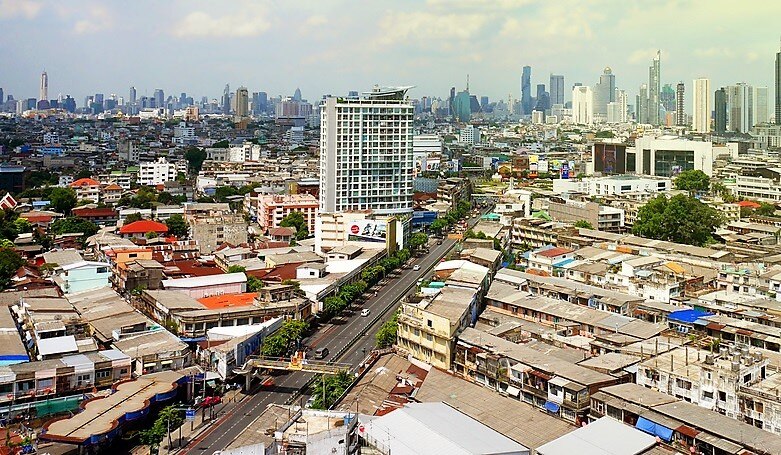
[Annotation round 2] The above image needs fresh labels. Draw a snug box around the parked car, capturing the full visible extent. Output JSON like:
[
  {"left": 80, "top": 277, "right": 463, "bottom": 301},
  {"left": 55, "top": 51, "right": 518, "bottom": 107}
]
[
  {"left": 305, "top": 396, "right": 316, "bottom": 409},
  {"left": 200, "top": 396, "right": 222, "bottom": 408},
  {"left": 361, "top": 308, "right": 371, "bottom": 317},
  {"left": 314, "top": 347, "right": 329, "bottom": 359},
  {"left": 413, "top": 264, "right": 421, "bottom": 271}
]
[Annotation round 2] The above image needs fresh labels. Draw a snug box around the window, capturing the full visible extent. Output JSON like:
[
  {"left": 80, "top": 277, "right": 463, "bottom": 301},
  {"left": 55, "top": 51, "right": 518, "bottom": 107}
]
[
  {"left": 427, "top": 320, "right": 433, "bottom": 328},
  {"left": 96, "top": 370, "right": 111, "bottom": 379},
  {"left": 120, "top": 368, "right": 129, "bottom": 376},
  {"left": 702, "top": 390, "right": 714, "bottom": 400},
  {"left": 97, "top": 267, "right": 108, "bottom": 274}
]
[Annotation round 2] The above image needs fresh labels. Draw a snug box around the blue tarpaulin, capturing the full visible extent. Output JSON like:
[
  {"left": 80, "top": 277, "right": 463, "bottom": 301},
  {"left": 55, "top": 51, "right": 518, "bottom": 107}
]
[
  {"left": 544, "top": 401, "right": 560, "bottom": 413},
  {"left": 667, "top": 309, "right": 713, "bottom": 325},
  {"left": 635, "top": 417, "right": 673, "bottom": 442}
]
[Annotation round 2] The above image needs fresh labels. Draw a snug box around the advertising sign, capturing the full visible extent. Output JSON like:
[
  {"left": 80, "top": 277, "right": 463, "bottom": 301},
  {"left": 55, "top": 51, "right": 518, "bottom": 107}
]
[{"left": 348, "top": 220, "right": 387, "bottom": 243}]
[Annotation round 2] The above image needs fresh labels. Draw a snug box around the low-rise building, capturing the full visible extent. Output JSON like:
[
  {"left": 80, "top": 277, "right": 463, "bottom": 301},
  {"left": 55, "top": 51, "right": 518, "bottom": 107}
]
[
  {"left": 189, "top": 214, "right": 248, "bottom": 254},
  {"left": 247, "top": 193, "right": 318, "bottom": 234},
  {"left": 161, "top": 272, "right": 247, "bottom": 299},
  {"left": 51, "top": 260, "right": 111, "bottom": 294}
]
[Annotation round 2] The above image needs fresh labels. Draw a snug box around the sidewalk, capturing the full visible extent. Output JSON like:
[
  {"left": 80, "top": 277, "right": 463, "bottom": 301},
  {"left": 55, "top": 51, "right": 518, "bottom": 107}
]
[{"left": 132, "top": 388, "right": 246, "bottom": 455}]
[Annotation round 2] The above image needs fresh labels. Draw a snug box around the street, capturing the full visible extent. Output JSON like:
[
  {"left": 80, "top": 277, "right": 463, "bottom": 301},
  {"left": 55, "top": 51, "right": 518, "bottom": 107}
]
[{"left": 180, "top": 237, "right": 458, "bottom": 454}]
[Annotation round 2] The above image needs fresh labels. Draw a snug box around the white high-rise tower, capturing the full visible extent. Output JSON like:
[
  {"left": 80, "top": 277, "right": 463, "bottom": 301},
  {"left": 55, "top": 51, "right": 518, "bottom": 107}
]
[
  {"left": 320, "top": 86, "right": 414, "bottom": 215},
  {"left": 571, "top": 86, "right": 594, "bottom": 125},
  {"left": 693, "top": 78, "right": 711, "bottom": 133},
  {"left": 39, "top": 71, "right": 48, "bottom": 102}
]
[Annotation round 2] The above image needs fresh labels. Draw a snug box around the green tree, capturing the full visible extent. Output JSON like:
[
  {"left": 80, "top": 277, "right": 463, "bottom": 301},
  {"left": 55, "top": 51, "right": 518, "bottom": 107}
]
[
  {"left": 281, "top": 279, "right": 301, "bottom": 291},
  {"left": 323, "top": 295, "right": 347, "bottom": 318},
  {"left": 0, "top": 209, "right": 20, "bottom": 241},
  {"left": 165, "top": 214, "right": 189, "bottom": 238},
  {"left": 228, "top": 265, "right": 246, "bottom": 273},
  {"left": 247, "top": 275, "right": 264, "bottom": 292},
  {"left": 50, "top": 217, "right": 99, "bottom": 239},
  {"left": 756, "top": 202, "right": 777, "bottom": 217},
  {"left": 595, "top": 131, "right": 615, "bottom": 138},
  {"left": 124, "top": 212, "right": 143, "bottom": 224},
  {"left": 430, "top": 218, "right": 448, "bottom": 235},
  {"left": 278, "top": 319, "right": 309, "bottom": 345},
  {"left": 409, "top": 232, "right": 428, "bottom": 250},
  {"left": 145, "top": 231, "right": 158, "bottom": 239},
  {"left": 310, "top": 371, "right": 353, "bottom": 410},
  {"left": 261, "top": 319, "right": 309, "bottom": 357},
  {"left": 279, "top": 211, "right": 309, "bottom": 240},
  {"left": 261, "top": 334, "right": 288, "bottom": 357},
  {"left": 0, "top": 248, "right": 24, "bottom": 289},
  {"left": 375, "top": 311, "right": 399, "bottom": 348},
  {"left": 632, "top": 194, "right": 723, "bottom": 246},
  {"left": 48, "top": 187, "right": 77, "bottom": 215},
  {"left": 184, "top": 147, "right": 207, "bottom": 173},
  {"left": 574, "top": 220, "right": 594, "bottom": 229},
  {"left": 674, "top": 170, "right": 711, "bottom": 194}
]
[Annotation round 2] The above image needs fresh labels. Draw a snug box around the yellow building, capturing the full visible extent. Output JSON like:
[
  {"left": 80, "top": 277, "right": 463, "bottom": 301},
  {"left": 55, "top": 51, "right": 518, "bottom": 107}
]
[{"left": 397, "top": 287, "right": 476, "bottom": 370}]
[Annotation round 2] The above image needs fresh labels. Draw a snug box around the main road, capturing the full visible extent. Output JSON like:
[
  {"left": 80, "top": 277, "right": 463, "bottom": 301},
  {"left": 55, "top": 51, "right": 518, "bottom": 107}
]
[{"left": 180, "top": 237, "right": 458, "bottom": 454}]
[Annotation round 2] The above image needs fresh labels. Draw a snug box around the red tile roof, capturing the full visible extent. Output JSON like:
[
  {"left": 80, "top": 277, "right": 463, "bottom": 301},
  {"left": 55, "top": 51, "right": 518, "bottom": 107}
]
[
  {"left": 197, "top": 292, "right": 257, "bottom": 309},
  {"left": 70, "top": 178, "right": 100, "bottom": 187},
  {"left": 536, "top": 247, "right": 573, "bottom": 258},
  {"left": 738, "top": 200, "right": 761, "bottom": 208},
  {"left": 119, "top": 220, "right": 169, "bottom": 234},
  {"left": 73, "top": 207, "right": 118, "bottom": 218}
]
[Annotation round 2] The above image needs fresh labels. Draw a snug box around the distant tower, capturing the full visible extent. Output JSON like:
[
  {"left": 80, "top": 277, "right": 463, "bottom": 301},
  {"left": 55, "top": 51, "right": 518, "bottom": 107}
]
[
  {"left": 235, "top": 86, "right": 249, "bottom": 118},
  {"left": 129, "top": 86, "right": 137, "bottom": 104},
  {"left": 521, "top": 66, "right": 532, "bottom": 115},
  {"left": 714, "top": 87, "right": 727, "bottom": 133},
  {"left": 222, "top": 84, "right": 231, "bottom": 115},
  {"left": 675, "top": 82, "right": 685, "bottom": 126},
  {"left": 39, "top": 71, "right": 48, "bottom": 101},
  {"left": 648, "top": 50, "right": 661, "bottom": 125},
  {"left": 693, "top": 78, "right": 711, "bottom": 133},
  {"left": 293, "top": 88, "right": 302, "bottom": 102},
  {"left": 776, "top": 39, "right": 781, "bottom": 124},
  {"left": 549, "top": 74, "right": 565, "bottom": 106}
]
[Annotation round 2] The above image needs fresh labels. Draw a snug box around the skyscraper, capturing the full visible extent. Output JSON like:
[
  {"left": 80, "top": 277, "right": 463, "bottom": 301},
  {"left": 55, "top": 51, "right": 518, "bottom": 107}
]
[
  {"left": 593, "top": 67, "right": 616, "bottom": 121},
  {"left": 129, "top": 86, "right": 137, "bottom": 104},
  {"left": 693, "top": 78, "right": 711, "bottom": 133},
  {"left": 235, "top": 87, "right": 249, "bottom": 118},
  {"left": 753, "top": 86, "right": 769, "bottom": 125},
  {"left": 637, "top": 84, "right": 649, "bottom": 124},
  {"left": 675, "top": 82, "right": 685, "bottom": 126},
  {"left": 453, "top": 90, "right": 471, "bottom": 122},
  {"left": 648, "top": 51, "right": 661, "bottom": 125},
  {"left": 660, "top": 84, "right": 675, "bottom": 113},
  {"left": 776, "top": 43, "right": 780, "bottom": 124},
  {"left": 293, "top": 88, "right": 302, "bottom": 102},
  {"left": 521, "top": 66, "right": 532, "bottom": 115},
  {"left": 571, "top": 86, "right": 594, "bottom": 124},
  {"left": 39, "top": 71, "right": 48, "bottom": 102},
  {"left": 153, "top": 89, "right": 164, "bottom": 109},
  {"left": 607, "top": 90, "right": 627, "bottom": 123},
  {"left": 726, "top": 83, "right": 751, "bottom": 133},
  {"left": 549, "top": 74, "right": 565, "bottom": 106},
  {"left": 222, "top": 84, "right": 231, "bottom": 115},
  {"left": 320, "top": 86, "right": 414, "bottom": 215},
  {"left": 715, "top": 88, "right": 727, "bottom": 133},
  {"left": 534, "top": 84, "right": 549, "bottom": 112}
]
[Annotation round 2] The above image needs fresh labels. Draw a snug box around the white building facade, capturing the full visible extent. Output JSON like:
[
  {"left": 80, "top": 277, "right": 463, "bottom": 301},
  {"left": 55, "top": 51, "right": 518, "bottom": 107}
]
[{"left": 139, "top": 157, "right": 177, "bottom": 186}]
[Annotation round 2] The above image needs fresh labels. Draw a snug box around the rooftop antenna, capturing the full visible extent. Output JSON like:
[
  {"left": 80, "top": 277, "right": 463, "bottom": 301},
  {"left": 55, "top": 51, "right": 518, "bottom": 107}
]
[{"left": 466, "top": 74, "right": 470, "bottom": 92}]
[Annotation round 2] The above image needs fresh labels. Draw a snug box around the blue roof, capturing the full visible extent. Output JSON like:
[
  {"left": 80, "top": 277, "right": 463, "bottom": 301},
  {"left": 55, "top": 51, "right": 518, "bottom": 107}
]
[
  {"left": 668, "top": 309, "right": 713, "bottom": 324},
  {"left": 553, "top": 258, "right": 575, "bottom": 268}
]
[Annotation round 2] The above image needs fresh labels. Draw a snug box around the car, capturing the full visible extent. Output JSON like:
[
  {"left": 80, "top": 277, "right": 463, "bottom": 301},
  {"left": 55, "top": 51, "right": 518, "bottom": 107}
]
[
  {"left": 314, "top": 347, "right": 329, "bottom": 359},
  {"left": 305, "top": 396, "right": 316, "bottom": 409},
  {"left": 437, "top": 239, "right": 443, "bottom": 245},
  {"left": 200, "top": 396, "right": 222, "bottom": 408},
  {"left": 413, "top": 265, "right": 421, "bottom": 271},
  {"left": 361, "top": 308, "right": 371, "bottom": 317}
]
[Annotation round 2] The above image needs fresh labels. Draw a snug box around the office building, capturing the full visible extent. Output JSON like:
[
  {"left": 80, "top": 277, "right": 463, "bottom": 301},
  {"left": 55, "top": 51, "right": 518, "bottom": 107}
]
[
  {"left": 637, "top": 84, "right": 648, "bottom": 124},
  {"left": 571, "top": 86, "right": 593, "bottom": 125},
  {"left": 593, "top": 67, "right": 616, "bottom": 121},
  {"left": 776, "top": 44, "right": 781, "bottom": 124},
  {"left": 661, "top": 83, "right": 675, "bottom": 113},
  {"left": 607, "top": 90, "right": 627, "bottom": 123},
  {"left": 153, "top": 89, "right": 164, "bottom": 109},
  {"left": 39, "top": 71, "right": 48, "bottom": 102},
  {"left": 715, "top": 87, "right": 727, "bottom": 133},
  {"left": 459, "top": 124, "right": 481, "bottom": 144},
  {"left": 138, "top": 157, "right": 177, "bottom": 186},
  {"left": 320, "top": 86, "right": 414, "bottom": 215},
  {"left": 675, "top": 82, "right": 685, "bottom": 126},
  {"left": 630, "top": 136, "right": 737, "bottom": 177},
  {"left": 648, "top": 50, "right": 661, "bottom": 125},
  {"left": 753, "top": 86, "right": 769, "bottom": 125},
  {"left": 550, "top": 74, "right": 565, "bottom": 106},
  {"left": 453, "top": 89, "right": 471, "bottom": 122},
  {"left": 222, "top": 84, "right": 230, "bottom": 115},
  {"left": 727, "top": 83, "right": 752, "bottom": 133},
  {"left": 521, "top": 65, "right": 532, "bottom": 115},
  {"left": 235, "top": 86, "right": 249, "bottom": 118},
  {"left": 693, "top": 78, "right": 711, "bottom": 133}
]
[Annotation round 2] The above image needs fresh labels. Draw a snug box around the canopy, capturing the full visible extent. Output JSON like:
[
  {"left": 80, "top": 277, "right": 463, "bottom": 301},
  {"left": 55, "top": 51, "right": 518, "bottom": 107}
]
[
  {"left": 544, "top": 401, "right": 560, "bottom": 413},
  {"left": 635, "top": 417, "right": 673, "bottom": 442}
]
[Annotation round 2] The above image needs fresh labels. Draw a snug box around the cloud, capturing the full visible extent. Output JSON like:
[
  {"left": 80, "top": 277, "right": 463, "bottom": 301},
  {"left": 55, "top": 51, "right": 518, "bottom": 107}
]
[
  {"left": 375, "top": 11, "right": 488, "bottom": 46},
  {"left": 305, "top": 15, "right": 327, "bottom": 27},
  {"left": 0, "top": 0, "right": 42, "bottom": 19},
  {"left": 627, "top": 48, "right": 661, "bottom": 65},
  {"left": 173, "top": 10, "right": 271, "bottom": 38},
  {"left": 72, "top": 4, "right": 113, "bottom": 34},
  {"left": 693, "top": 47, "right": 735, "bottom": 58},
  {"left": 426, "top": 0, "right": 535, "bottom": 9}
]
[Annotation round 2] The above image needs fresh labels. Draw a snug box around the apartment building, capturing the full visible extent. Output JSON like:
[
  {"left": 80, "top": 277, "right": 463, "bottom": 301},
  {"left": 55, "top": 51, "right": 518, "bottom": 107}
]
[
  {"left": 248, "top": 193, "right": 318, "bottom": 234},
  {"left": 139, "top": 157, "right": 177, "bottom": 186}
]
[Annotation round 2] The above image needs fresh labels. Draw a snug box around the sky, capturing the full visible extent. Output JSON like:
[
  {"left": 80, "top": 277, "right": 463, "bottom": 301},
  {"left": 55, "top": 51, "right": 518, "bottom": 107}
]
[{"left": 1, "top": 0, "right": 779, "bottom": 109}]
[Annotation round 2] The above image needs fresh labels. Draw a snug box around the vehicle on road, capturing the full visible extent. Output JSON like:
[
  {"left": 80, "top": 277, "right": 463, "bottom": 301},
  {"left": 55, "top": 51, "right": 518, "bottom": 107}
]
[
  {"left": 413, "top": 265, "right": 421, "bottom": 271},
  {"left": 437, "top": 239, "right": 443, "bottom": 245},
  {"left": 200, "top": 396, "right": 222, "bottom": 408},
  {"left": 305, "top": 396, "right": 316, "bottom": 409},
  {"left": 360, "top": 308, "right": 371, "bottom": 317},
  {"left": 314, "top": 347, "right": 329, "bottom": 359}
]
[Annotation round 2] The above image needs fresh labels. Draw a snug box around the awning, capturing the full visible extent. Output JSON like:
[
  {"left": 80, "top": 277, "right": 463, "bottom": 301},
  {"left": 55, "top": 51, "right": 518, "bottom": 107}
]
[
  {"left": 544, "top": 401, "right": 560, "bottom": 413},
  {"left": 635, "top": 417, "right": 673, "bottom": 442},
  {"left": 529, "top": 370, "right": 553, "bottom": 381},
  {"left": 505, "top": 386, "right": 520, "bottom": 397},
  {"left": 548, "top": 376, "right": 570, "bottom": 387}
]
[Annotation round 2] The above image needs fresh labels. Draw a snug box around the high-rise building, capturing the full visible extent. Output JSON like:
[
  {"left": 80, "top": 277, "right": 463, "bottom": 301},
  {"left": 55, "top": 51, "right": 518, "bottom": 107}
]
[
  {"left": 293, "top": 88, "right": 302, "bottom": 102},
  {"left": 607, "top": 89, "right": 627, "bottom": 123},
  {"left": 480, "top": 96, "right": 489, "bottom": 111},
  {"left": 39, "top": 71, "right": 48, "bottom": 102},
  {"left": 521, "top": 66, "right": 532, "bottom": 115},
  {"left": 693, "top": 78, "right": 711, "bottom": 133},
  {"left": 129, "top": 86, "right": 137, "bottom": 104},
  {"left": 320, "top": 86, "right": 414, "bottom": 215},
  {"left": 660, "top": 84, "right": 676, "bottom": 113},
  {"left": 235, "top": 86, "right": 249, "bottom": 118},
  {"left": 648, "top": 50, "right": 661, "bottom": 125},
  {"left": 753, "top": 86, "right": 769, "bottom": 125},
  {"left": 727, "top": 83, "right": 752, "bottom": 133},
  {"left": 222, "top": 84, "right": 231, "bottom": 115},
  {"left": 675, "top": 82, "right": 685, "bottom": 126},
  {"left": 453, "top": 90, "right": 471, "bottom": 122},
  {"left": 776, "top": 44, "right": 780, "bottom": 124},
  {"left": 153, "top": 89, "right": 164, "bottom": 109},
  {"left": 0, "top": 88, "right": 4, "bottom": 106},
  {"left": 715, "top": 88, "right": 727, "bottom": 133},
  {"left": 534, "top": 84, "right": 549, "bottom": 112},
  {"left": 571, "top": 86, "right": 594, "bottom": 125},
  {"left": 549, "top": 74, "right": 565, "bottom": 106},
  {"left": 593, "top": 67, "right": 616, "bottom": 121},
  {"left": 637, "top": 84, "right": 649, "bottom": 124}
]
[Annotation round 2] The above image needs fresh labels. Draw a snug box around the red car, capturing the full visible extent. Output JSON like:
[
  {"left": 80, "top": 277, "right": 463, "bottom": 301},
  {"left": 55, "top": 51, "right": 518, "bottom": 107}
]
[{"left": 200, "top": 396, "right": 222, "bottom": 408}]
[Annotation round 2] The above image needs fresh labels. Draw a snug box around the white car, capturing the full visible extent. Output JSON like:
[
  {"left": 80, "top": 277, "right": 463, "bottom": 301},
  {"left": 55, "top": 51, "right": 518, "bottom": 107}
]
[
  {"left": 361, "top": 308, "right": 371, "bottom": 317},
  {"left": 413, "top": 265, "right": 421, "bottom": 271}
]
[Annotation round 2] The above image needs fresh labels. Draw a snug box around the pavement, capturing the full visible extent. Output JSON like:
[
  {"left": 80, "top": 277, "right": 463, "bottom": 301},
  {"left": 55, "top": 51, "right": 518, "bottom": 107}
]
[{"left": 175, "top": 237, "right": 459, "bottom": 454}]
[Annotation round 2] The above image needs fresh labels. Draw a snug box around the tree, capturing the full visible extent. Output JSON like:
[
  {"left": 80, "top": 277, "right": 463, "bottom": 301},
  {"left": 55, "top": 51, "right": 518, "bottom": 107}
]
[
  {"left": 595, "top": 131, "right": 615, "bottom": 138},
  {"left": 279, "top": 211, "right": 309, "bottom": 240},
  {"left": 247, "top": 275, "right": 264, "bottom": 292},
  {"left": 574, "top": 220, "right": 594, "bottom": 229},
  {"left": 674, "top": 170, "right": 711, "bottom": 194},
  {"left": 227, "top": 265, "right": 246, "bottom": 273},
  {"left": 184, "top": 147, "right": 207, "bottom": 173},
  {"left": 430, "top": 218, "right": 448, "bottom": 235},
  {"left": 375, "top": 311, "right": 398, "bottom": 348},
  {"left": 48, "top": 187, "right": 77, "bottom": 215},
  {"left": 409, "top": 232, "right": 428, "bottom": 250},
  {"left": 0, "top": 248, "right": 24, "bottom": 289},
  {"left": 632, "top": 194, "right": 723, "bottom": 247},
  {"left": 261, "top": 334, "right": 288, "bottom": 357},
  {"left": 124, "top": 212, "right": 143, "bottom": 224},
  {"left": 310, "top": 371, "right": 353, "bottom": 410},
  {"left": 261, "top": 319, "right": 309, "bottom": 357},
  {"left": 145, "top": 231, "right": 158, "bottom": 239},
  {"left": 165, "top": 214, "right": 189, "bottom": 238},
  {"left": 756, "top": 202, "right": 777, "bottom": 217},
  {"left": 50, "top": 217, "right": 99, "bottom": 239},
  {"left": 281, "top": 279, "right": 301, "bottom": 291}
]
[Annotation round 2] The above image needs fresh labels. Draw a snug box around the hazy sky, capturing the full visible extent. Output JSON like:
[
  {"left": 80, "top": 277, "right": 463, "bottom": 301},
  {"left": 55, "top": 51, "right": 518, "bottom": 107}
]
[{"left": 1, "top": 0, "right": 779, "bottom": 107}]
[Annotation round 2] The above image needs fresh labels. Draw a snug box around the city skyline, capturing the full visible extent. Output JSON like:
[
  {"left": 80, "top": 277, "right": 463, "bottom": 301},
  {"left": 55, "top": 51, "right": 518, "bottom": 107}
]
[{"left": 0, "top": 0, "right": 779, "bottom": 106}]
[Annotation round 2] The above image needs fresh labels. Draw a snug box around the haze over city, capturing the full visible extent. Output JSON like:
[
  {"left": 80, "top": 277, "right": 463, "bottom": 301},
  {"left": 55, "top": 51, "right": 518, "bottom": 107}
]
[{"left": 1, "top": 0, "right": 780, "bottom": 106}]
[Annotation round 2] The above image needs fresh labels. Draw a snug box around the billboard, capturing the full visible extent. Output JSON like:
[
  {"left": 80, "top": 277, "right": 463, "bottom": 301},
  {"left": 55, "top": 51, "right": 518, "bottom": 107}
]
[
  {"left": 348, "top": 220, "right": 387, "bottom": 243},
  {"left": 593, "top": 143, "right": 627, "bottom": 174}
]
